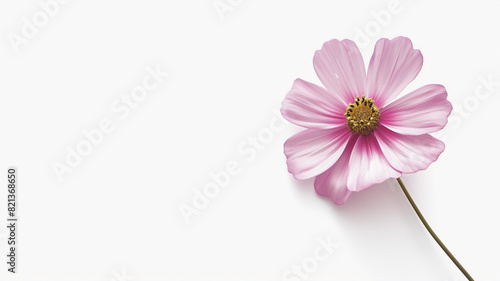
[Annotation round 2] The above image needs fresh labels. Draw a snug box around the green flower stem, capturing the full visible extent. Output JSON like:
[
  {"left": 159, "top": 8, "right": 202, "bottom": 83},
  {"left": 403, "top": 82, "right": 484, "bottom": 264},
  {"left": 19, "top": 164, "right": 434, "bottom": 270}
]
[{"left": 396, "top": 178, "right": 473, "bottom": 281}]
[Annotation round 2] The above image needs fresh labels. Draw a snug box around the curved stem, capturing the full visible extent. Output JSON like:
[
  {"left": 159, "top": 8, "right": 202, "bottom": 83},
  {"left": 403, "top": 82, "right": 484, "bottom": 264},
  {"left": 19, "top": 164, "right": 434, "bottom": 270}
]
[{"left": 396, "top": 178, "right": 473, "bottom": 281}]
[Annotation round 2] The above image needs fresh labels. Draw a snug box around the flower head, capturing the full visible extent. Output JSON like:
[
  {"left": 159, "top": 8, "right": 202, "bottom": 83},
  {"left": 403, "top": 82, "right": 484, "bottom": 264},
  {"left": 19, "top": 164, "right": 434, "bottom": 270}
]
[{"left": 281, "top": 37, "right": 452, "bottom": 204}]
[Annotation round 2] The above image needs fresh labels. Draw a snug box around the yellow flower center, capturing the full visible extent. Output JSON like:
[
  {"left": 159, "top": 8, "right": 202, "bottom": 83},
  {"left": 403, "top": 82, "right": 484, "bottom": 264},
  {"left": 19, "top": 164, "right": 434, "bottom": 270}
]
[{"left": 343, "top": 95, "right": 380, "bottom": 135}]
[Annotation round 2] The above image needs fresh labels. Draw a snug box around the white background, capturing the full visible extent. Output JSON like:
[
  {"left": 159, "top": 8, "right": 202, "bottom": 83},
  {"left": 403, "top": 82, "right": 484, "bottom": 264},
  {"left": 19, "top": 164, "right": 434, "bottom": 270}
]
[{"left": 0, "top": 0, "right": 499, "bottom": 280}]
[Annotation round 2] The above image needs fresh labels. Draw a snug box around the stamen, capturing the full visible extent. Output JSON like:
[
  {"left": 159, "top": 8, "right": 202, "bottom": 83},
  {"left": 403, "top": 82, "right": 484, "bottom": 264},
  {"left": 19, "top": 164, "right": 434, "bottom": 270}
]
[{"left": 344, "top": 96, "right": 380, "bottom": 135}]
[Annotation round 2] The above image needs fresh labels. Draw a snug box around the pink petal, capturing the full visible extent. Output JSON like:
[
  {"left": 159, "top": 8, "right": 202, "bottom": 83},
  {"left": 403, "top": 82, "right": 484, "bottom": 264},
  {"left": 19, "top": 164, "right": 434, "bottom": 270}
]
[
  {"left": 313, "top": 39, "right": 366, "bottom": 106},
  {"left": 366, "top": 37, "right": 423, "bottom": 107},
  {"left": 346, "top": 134, "right": 401, "bottom": 192},
  {"left": 374, "top": 125, "right": 445, "bottom": 174},
  {"left": 379, "top": 84, "right": 452, "bottom": 135},
  {"left": 314, "top": 136, "right": 358, "bottom": 205},
  {"left": 281, "top": 79, "right": 347, "bottom": 129},
  {"left": 284, "top": 126, "right": 352, "bottom": 180}
]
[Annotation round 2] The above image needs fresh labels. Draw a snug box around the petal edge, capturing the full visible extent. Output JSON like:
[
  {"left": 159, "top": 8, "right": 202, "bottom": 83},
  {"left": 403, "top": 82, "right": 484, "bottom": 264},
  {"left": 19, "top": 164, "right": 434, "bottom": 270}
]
[
  {"left": 346, "top": 134, "right": 401, "bottom": 192},
  {"left": 284, "top": 126, "right": 352, "bottom": 180},
  {"left": 366, "top": 36, "right": 423, "bottom": 107},
  {"left": 281, "top": 79, "right": 347, "bottom": 129},
  {"left": 380, "top": 84, "right": 452, "bottom": 135},
  {"left": 313, "top": 39, "right": 366, "bottom": 106}
]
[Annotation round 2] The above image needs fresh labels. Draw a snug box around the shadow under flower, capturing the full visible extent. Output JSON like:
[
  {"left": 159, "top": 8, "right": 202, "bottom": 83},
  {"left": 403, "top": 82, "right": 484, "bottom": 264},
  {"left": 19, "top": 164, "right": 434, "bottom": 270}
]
[{"left": 290, "top": 176, "right": 449, "bottom": 279}]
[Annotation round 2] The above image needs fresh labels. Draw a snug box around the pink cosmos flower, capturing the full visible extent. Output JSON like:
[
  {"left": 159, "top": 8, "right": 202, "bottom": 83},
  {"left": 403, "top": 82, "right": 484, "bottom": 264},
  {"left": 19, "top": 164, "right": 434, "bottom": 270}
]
[{"left": 281, "top": 36, "right": 452, "bottom": 204}]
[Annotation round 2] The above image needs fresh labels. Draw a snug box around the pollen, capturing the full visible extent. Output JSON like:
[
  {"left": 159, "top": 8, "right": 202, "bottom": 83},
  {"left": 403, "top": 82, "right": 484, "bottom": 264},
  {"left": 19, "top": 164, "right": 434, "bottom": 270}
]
[{"left": 343, "top": 95, "right": 380, "bottom": 135}]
